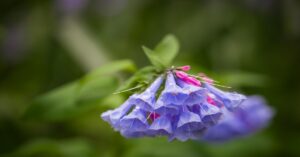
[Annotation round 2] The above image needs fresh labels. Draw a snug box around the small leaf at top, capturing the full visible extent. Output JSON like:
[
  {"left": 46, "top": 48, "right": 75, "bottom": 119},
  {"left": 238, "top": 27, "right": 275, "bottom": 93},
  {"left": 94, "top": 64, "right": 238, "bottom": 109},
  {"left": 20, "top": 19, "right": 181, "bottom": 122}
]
[{"left": 143, "top": 34, "right": 179, "bottom": 69}]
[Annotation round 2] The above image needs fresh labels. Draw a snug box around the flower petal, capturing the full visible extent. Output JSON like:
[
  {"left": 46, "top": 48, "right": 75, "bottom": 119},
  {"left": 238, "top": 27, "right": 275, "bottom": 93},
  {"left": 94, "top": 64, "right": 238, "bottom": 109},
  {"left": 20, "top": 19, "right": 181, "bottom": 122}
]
[
  {"left": 120, "top": 108, "right": 148, "bottom": 131},
  {"left": 202, "top": 96, "right": 274, "bottom": 142},
  {"left": 173, "top": 108, "right": 206, "bottom": 141},
  {"left": 101, "top": 99, "right": 134, "bottom": 130},
  {"left": 200, "top": 103, "right": 222, "bottom": 126},
  {"left": 177, "top": 79, "right": 207, "bottom": 105},
  {"left": 159, "top": 72, "right": 189, "bottom": 105},
  {"left": 204, "top": 83, "right": 246, "bottom": 110},
  {"left": 154, "top": 99, "right": 179, "bottom": 115},
  {"left": 148, "top": 116, "right": 173, "bottom": 136},
  {"left": 131, "top": 75, "right": 164, "bottom": 111}
]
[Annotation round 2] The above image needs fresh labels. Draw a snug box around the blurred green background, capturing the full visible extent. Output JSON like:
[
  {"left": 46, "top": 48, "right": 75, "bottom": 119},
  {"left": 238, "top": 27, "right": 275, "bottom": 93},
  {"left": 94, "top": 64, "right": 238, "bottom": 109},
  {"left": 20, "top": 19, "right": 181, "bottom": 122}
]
[{"left": 1, "top": 0, "right": 300, "bottom": 157}]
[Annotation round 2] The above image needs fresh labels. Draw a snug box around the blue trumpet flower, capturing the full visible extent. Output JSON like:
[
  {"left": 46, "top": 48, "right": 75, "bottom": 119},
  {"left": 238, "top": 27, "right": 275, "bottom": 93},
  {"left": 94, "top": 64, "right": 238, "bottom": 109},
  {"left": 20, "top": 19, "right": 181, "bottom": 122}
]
[
  {"left": 148, "top": 115, "right": 173, "bottom": 136},
  {"left": 131, "top": 75, "right": 164, "bottom": 111},
  {"left": 172, "top": 107, "right": 206, "bottom": 141},
  {"left": 203, "top": 83, "right": 247, "bottom": 110},
  {"left": 158, "top": 72, "right": 189, "bottom": 105},
  {"left": 199, "top": 103, "right": 223, "bottom": 126},
  {"left": 119, "top": 108, "right": 148, "bottom": 133},
  {"left": 202, "top": 96, "right": 274, "bottom": 142},
  {"left": 119, "top": 108, "right": 150, "bottom": 138},
  {"left": 101, "top": 98, "right": 135, "bottom": 130},
  {"left": 154, "top": 99, "right": 179, "bottom": 116},
  {"left": 176, "top": 79, "right": 207, "bottom": 106}
]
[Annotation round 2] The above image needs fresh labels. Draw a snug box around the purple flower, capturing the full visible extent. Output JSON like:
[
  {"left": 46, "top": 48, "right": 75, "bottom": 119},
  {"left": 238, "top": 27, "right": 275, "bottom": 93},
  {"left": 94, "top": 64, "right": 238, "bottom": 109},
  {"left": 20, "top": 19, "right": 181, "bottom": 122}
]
[
  {"left": 177, "top": 79, "right": 207, "bottom": 106},
  {"left": 199, "top": 103, "right": 223, "bottom": 126},
  {"left": 158, "top": 72, "right": 189, "bottom": 105},
  {"left": 202, "top": 96, "right": 274, "bottom": 142},
  {"left": 101, "top": 98, "right": 134, "bottom": 130},
  {"left": 119, "top": 108, "right": 149, "bottom": 138},
  {"left": 154, "top": 99, "right": 179, "bottom": 116},
  {"left": 171, "top": 107, "right": 206, "bottom": 141},
  {"left": 131, "top": 75, "right": 164, "bottom": 111},
  {"left": 101, "top": 68, "right": 273, "bottom": 142},
  {"left": 153, "top": 73, "right": 192, "bottom": 115},
  {"left": 148, "top": 116, "right": 173, "bottom": 136},
  {"left": 101, "top": 75, "right": 164, "bottom": 137},
  {"left": 203, "top": 83, "right": 247, "bottom": 110}
]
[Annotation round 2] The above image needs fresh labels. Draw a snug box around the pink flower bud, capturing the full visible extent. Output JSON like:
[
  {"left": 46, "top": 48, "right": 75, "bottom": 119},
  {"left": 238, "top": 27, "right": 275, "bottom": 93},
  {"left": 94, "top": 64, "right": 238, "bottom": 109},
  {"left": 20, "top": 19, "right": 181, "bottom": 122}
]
[
  {"left": 175, "top": 71, "right": 201, "bottom": 86},
  {"left": 187, "top": 76, "right": 201, "bottom": 86},
  {"left": 183, "top": 76, "right": 201, "bottom": 86},
  {"left": 175, "top": 71, "right": 189, "bottom": 79},
  {"left": 179, "top": 65, "right": 191, "bottom": 71}
]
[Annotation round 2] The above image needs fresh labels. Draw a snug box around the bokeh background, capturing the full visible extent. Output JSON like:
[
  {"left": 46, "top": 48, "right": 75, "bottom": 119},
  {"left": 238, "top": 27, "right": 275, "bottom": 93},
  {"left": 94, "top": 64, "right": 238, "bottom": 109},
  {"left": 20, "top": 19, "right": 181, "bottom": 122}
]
[{"left": 1, "top": 0, "right": 300, "bottom": 157}]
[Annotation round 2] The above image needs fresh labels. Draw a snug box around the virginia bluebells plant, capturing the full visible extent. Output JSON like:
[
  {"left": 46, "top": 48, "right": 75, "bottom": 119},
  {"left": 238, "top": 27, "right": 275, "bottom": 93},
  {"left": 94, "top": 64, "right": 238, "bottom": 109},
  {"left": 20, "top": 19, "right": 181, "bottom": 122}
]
[{"left": 101, "top": 65, "right": 274, "bottom": 142}]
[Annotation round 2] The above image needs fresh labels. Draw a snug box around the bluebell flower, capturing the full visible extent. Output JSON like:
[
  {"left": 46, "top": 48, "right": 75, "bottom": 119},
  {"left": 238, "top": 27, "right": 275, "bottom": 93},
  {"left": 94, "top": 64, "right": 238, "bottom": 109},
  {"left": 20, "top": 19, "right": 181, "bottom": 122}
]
[
  {"left": 171, "top": 107, "right": 206, "bottom": 141},
  {"left": 101, "top": 98, "right": 135, "bottom": 130},
  {"left": 202, "top": 96, "right": 274, "bottom": 142},
  {"left": 131, "top": 75, "right": 164, "bottom": 111},
  {"left": 153, "top": 72, "right": 191, "bottom": 115},
  {"left": 119, "top": 108, "right": 149, "bottom": 138},
  {"left": 176, "top": 79, "right": 207, "bottom": 106},
  {"left": 101, "top": 76, "right": 163, "bottom": 134},
  {"left": 154, "top": 99, "right": 179, "bottom": 116},
  {"left": 199, "top": 102, "right": 223, "bottom": 126},
  {"left": 148, "top": 115, "right": 173, "bottom": 136},
  {"left": 101, "top": 66, "right": 273, "bottom": 142},
  {"left": 158, "top": 72, "right": 189, "bottom": 105},
  {"left": 203, "top": 83, "right": 247, "bottom": 110}
]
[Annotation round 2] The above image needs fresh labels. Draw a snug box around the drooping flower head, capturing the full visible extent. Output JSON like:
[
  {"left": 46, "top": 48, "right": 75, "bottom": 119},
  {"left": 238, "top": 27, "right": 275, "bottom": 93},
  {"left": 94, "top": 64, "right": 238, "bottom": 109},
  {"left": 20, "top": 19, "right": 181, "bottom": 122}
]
[
  {"left": 101, "top": 64, "right": 273, "bottom": 142},
  {"left": 101, "top": 34, "right": 273, "bottom": 142}
]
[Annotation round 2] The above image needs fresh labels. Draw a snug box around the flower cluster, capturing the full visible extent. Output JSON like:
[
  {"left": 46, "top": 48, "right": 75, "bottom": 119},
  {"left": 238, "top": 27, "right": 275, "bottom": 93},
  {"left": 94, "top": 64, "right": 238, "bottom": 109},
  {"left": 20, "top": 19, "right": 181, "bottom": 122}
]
[{"left": 101, "top": 66, "right": 273, "bottom": 142}]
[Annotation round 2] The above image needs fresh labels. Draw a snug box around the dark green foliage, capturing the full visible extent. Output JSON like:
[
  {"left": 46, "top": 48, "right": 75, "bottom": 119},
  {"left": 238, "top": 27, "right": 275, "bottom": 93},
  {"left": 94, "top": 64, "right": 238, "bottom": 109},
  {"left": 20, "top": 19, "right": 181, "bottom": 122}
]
[{"left": 23, "top": 60, "right": 136, "bottom": 121}]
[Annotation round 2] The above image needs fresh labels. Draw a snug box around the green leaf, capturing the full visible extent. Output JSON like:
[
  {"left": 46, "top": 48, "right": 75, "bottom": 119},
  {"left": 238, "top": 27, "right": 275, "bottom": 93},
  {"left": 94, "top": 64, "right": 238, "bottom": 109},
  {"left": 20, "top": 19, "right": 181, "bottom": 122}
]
[
  {"left": 23, "top": 60, "right": 136, "bottom": 121},
  {"left": 143, "top": 47, "right": 165, "bottom": 69},
  {"left": 143, "top": 34, "right": 179, "bottom": 69},
  {"left": 154, "top": 34, "right": 179, "bottom": 66}
]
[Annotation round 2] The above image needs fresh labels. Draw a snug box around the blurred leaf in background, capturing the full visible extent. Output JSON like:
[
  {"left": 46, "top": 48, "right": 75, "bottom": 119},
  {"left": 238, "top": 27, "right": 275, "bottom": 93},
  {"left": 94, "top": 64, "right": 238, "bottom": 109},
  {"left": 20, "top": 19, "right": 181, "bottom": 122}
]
[{"left": 23, "top": 60, "right": 136, "bottom": 121}]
